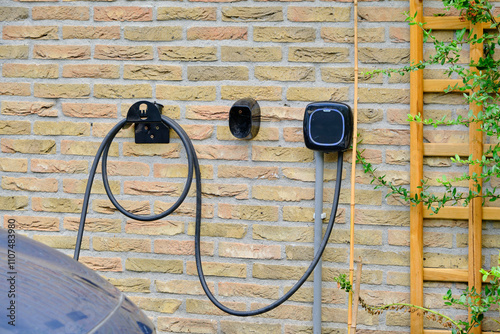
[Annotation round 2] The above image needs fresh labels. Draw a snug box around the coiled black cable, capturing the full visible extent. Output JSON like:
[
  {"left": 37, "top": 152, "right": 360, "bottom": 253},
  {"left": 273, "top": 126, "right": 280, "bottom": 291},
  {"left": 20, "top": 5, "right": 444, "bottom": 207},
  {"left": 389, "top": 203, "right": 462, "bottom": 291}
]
[{"left": 74, "top": 115, "right": 343, "bottom": 317}]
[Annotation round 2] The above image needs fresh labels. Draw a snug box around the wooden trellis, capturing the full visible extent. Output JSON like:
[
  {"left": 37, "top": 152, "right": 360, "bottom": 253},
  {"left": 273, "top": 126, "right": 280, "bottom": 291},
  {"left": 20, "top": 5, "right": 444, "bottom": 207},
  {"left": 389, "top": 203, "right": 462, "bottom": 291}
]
[{"left": 409, "top": 1, "right": 500, "bottom": 333}]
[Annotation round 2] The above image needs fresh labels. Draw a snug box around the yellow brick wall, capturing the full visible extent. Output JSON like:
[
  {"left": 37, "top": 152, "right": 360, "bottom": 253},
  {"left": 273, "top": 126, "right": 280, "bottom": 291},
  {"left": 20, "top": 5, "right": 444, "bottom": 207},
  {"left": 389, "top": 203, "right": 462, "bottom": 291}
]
[{"left": 2, "top": 1, "right": 499, "bottom": 333}]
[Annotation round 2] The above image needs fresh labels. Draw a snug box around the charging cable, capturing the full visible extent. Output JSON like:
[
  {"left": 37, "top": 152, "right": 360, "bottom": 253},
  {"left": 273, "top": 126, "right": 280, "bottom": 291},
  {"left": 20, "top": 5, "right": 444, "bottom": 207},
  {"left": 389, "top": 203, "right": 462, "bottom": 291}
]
[{"left": 74, "top": 115, "right": 343, "bottom": 317}]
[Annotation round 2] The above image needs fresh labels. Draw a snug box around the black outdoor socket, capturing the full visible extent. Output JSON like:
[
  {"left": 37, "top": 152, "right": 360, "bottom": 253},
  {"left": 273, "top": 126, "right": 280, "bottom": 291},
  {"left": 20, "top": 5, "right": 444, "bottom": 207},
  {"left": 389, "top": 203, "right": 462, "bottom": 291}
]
[
  {"left": 229, "top": 98, "right": 260, "bottom": 140},
  {"left": 126, "top": 100, "right": 170, "bottom": 144}
]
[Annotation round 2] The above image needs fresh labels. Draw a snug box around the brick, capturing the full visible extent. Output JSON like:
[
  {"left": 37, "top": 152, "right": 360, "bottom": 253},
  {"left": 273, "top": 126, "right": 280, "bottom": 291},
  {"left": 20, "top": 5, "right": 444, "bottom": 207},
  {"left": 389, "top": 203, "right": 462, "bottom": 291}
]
[
  {"left": 185, "top": 106, "right": 227, "bottom": 120},
  {"left": 61, "top": 140, "right": 118, "bottom": 156},
  {"left": 124, "top": 65, "right": 182, "bottom": 81},
  {"left": 3, "top": 215, "right": 58, "bottom": 231},
  {"left": 286, "top": 287, "right": 345, "bottom": 305},
  {"left": 157, "top": 317, "right": 217, "bottom": 333},
  {"left": 221, "top": 86, "right": 282, "bottom": 101},
  {"left": 287, "top": 87, "right": 348, "bottom": 101},
  {"left": 286, "top": 245, "right": 348, "bottom": 263},
  {"left": 129, "top": 296, "right": 181, "bottom": 314},
  {"left": 289, "top": 47, "right": 349, "bottom": 62},
  {"left": 218, "top": 165, "right": 278, "bottom": 180},
  {"left": 187, "top": 222, "right": 247, "bottom": 238},
  {"left": 158, "top": 7, "right": 216, "bottom": 20},
  {"left": 33, "top": 6, "right": 89, "bottom": 20},
  {"left": 32, "top": 197, "right": 82, "bottom": 213},
  {"left": 222, "top": 7, "right": 282, "bottom": 21},
  {"left": 0, "top": 196, "right": 28, "bottom": 211},
  {"left": 157, "top": 85, "right": 215, "bottom": 101},
  {"left": 424, "top": 92, "right": 466, "bottom": 105},
  {"left": 194, "top": 144, "right": 247, "bottom": 160},
  {"left": 3, "top": 26, "right": 58, "bottom": 39},
  {"left": 62, "top": 179, "right": 119, "bottom": 194},
  {"left": 34, "top": 235, "right": 88, "bottom": 250},
  {"left": 254, "top": 27, "right": 314, "bottom": 42},
  {"left": 0, "top": 45, "right": 28, "bottom": 59},
  {"left": 0, "top": 7, "right": 28, "bottom": 21},
  {"left": 0, "top": 83, "right": 31, "bottom": 96},
  {"left": 64, "top": 217, "right": 121, "bottom": 233},
  {"left": 2, "top": 139, "right": 55, "bottom": 155},
  {"left": 358, "top": 129, "right": 410, "bottom": 146},
  {"left": 155, "top": 240, "right": 213, "bottom": 256},
  {"left": 79, "top": 257, "right": 122, "bottom": 272},
  {"left": 105, "top": 277, "right": 150, "bottom": 293},
  {"left": 156, "top": 280, "right": 214, "bottom": 296},
  {"left": 93, "top": 199, "right": 150, "bottom": 215},
  {"left": 353, "top": 249, "right": 409, "bottom": 266},
  {"left": 0, "top": 158, "right": 28, "bottom": 173},
  {"left": 155, "top": 201, "right": 214, "bottom": 218},
  {"left": 35, "top": 83, "right": 90, "bottom": 98},
  {"left": 94, "top": 84, "right": 152, "bottom": 99},
  {"left": 124, "top": 181, "right": 182, "bottom": 196},
  {"left": 321, "top": 67, "right": 383, "bottom": 84},
  {"left": 31, "top": 159, "right": 87, "bottom": 174},
  {"left": 321, "top": 27, "right": 385, "bottom": 43},
  {"left": 186, "top": 299, "right": 246, "bottom": 316},
  {"left": 62, "top": 65, "right": 120, "bottom": 79},
  {"left": 253, "top": 185, "right": 314, "bottom": 202},
  {"left": 175, "top": 124, "right": 213, "bottom": 140},
  {"left": 2, "top": 177, "right": 57, "bottom": 192},
  {"left": 94, "top": 45, "right": 153, "bottom": 60},
  {"left": 221, "top": 46, "right": 281, "bottom": 62},
  {"left": 288, "top": 7, "right": 349, "bottom": 22},
  {"left": 187, "top": 27, "right": 247, "bottom": 40},
  {"left": 3, "top": 64, "right": 58, "bottom": 79},
  {"left": 62, "top": 103, "right": 117, "bottom": 118},
  {"left": 254, "top": 224, "right": 312, "bottom": 242},
  {"left": 219, "top": 282, "right": 280, "bottom": 299},
  {"left": 389, "top": 230, "right": 453, "bottom": 248},
  {"left": 186, "top": 261, "right": 246, "bottom": 278},
  {"left": 255, "top": 66, "right": 315, "bottom": 82},
  {"left": 253, "top": 146, "right": 313, "bottom": 162},
  {"left": 154, "top": 163, "right": 212, "bottom": 179},
  {"left": 221, "top": 321, "right": 281, "bottom": 334},
  {"left": 188, "top": 66, "right": 248, "bottom": 81},
  {"left": 358, "top": 7, "right": 407, "bottom": 21},
  {"left": 62, "top": 26, "right": 120, "bottom": 39},
  {"left": 359, "top": 88, "right": 410, "bottom": 104},
  {"left": 126, "top": 220, "right": 184, "bottom": 235},
  {"left": 261, "top": 106, "right": 303, "bottom": 121},
  {"left": 94, "top": 7, "right": 152, "bottom": 21},
  {"left": 33, "top": 45, "right": 90, "bottom": 59},
  {"left": 0, "top": 120, "right": 30, "bottom": 135},
  {"left": 359, "top": 47, "right": 409, "bottom": 64},
  {"left": 355, "top": 209, "right": 410, "bottom": 226},
  {"left": 217, "top": 126, "right": 278, "bottom": 141},
  {"left": 253, "top": 263, "right": 308, "bottom": 280},
  {"left": 321, "top": 307, "right": 377, "bottom": 326},
  {"left": 219, "top": 242, "right": 281, "bottom": 259},
  {"left": 124, "top": 26, "right": 181, "bottom": 41},
  {"left": 219, "top": 203, "right": 278, "bottom": 221},
  {"left": 283, "top": 206, "right": 345, "bottom": 223},
  {"left": 123, "top": 143, "right": 179, "bottom": 157},
  {"left": 2, "top": 101, "right": 56, "bottom": 117},
  {"left": 34, "top": 121, "right": 90, "bottom": 136},
  {"left": 126, "top": 258, "right": 183, "bottom": 273},
  {"left": 282, "top": 167, "right": 339, "bottom": 182},
  {"left": 158, "top": 46, "right": 217, "bottom": 61},
  {"left": 423, "top": 252, "right": 468, "bottom": 269},
  {"left": 93, "top": 237, "right": 150, "bottom": 253},
  {"left": 201, "top": 183, "right": 249, "bottom": 199},
  {"left": 423, "top": 130, "right": 468, "bottom": 143}
]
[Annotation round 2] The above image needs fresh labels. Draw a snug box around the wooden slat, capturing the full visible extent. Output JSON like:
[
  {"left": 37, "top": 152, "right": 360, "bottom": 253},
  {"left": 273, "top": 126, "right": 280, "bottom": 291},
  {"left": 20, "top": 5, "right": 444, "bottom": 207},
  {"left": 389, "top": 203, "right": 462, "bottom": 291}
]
[
  {"left": 423, "top": 16, "right": 492, "bottom": 30},
  {"left": 424, "top": 207, "right": 500, "bottom": 220},
  {"left": 423, "top": 79, "right": 464, "bottom": 92},
  {"left": 410, "top": 0, "right": 424, "bottom": 332},
  {"left": 423, "top": 143, "right": 494, "bottom": 157},
  {"left": 423, "top": 268, "right": 468, "bottom": 282}
]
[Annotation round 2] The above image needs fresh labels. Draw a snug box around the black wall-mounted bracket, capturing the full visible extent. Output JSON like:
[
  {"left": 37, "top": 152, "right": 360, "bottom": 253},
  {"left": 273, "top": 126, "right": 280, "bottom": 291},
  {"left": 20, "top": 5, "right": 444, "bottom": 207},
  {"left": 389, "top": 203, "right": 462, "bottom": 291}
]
[{"left": 126, "top": 101, "right": 170, "bottom": 144}]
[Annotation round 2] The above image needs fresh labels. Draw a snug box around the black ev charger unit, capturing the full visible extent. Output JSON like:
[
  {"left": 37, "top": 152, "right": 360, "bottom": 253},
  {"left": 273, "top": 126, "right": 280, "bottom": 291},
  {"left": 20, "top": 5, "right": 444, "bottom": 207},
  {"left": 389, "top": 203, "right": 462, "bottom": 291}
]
[
  {"left": 228, "top": 98, "right": 260, "bottom": 139},
  {"left": 73, "top": 100, "right": 349, "bottom": 317},
  {"left": 303, "top": 101, "right": 353, "bottom": 152}
]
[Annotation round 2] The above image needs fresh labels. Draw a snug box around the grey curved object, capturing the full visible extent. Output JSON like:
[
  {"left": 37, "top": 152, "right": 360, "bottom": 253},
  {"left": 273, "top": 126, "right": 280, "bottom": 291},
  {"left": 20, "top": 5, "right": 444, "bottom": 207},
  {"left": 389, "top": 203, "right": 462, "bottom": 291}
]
[{"left": 0, "top": 229, "right": 155, "bottom": 334}]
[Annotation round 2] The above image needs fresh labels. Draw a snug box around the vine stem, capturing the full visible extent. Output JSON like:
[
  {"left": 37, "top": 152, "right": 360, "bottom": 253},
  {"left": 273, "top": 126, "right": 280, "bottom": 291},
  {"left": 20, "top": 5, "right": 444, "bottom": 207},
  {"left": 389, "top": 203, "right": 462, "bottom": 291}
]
[{"left": 361, "top": 301, "right": 464, "bottom": 331}]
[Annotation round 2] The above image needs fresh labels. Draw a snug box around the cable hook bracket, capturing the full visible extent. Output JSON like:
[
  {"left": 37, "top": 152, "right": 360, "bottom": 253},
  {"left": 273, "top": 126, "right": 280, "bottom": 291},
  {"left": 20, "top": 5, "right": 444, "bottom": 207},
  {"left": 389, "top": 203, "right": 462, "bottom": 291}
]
[{"left": 126, "top": 100, "right": 170, "bottom": 144}]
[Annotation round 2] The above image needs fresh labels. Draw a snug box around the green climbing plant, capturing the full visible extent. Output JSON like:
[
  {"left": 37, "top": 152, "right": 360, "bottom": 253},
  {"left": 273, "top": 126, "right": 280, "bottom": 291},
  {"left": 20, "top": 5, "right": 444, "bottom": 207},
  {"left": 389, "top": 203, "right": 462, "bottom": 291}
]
[
  {"left": 335, "top": 262, "right": 500, "bottom": 333},
  {"left": 359, "top": 0, "right": 500, "bottom": 213}
]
